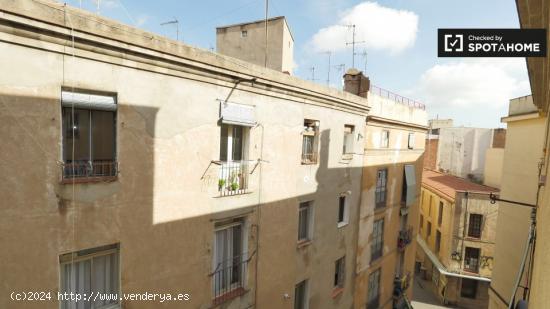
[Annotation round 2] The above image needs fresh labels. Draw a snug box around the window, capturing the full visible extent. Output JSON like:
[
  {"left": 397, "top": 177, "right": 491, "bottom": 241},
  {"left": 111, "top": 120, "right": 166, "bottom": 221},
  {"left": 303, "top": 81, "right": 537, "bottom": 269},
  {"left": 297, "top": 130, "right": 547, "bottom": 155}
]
[
  {"left": 408, "top": 132, "right": 415, "bottom": 149},
  {"left": 343, "top": 125, "right": 355, "bottom": 156},
  {"left": 60, "top": 244, "right": 119, "bottom": 309},
  {"left": 438, "top": 202, "right": 444, "bottom": 226},
  {"left": 213, "top": 219, "right": 246, "bottom": 302},
  {"left": 337, "top": 195, "right": 349, "bottom": 227},
  {"left": 294, "top": 280, "right": 309, "bottom": 309},
  {"left": 371, "top": 219, "right": 384, "bottom": 261},
  {"left": 468, "top": 214, "right": 483, "bottom": 238},
  {"left": 298, "top": 201, "right": 313, "bottom": 242},
  {"left": 334, "top": 256, "right": 346, "bottom": 289},
  {"left": 435, "top": 230, "right": 441, "bottom": 253},
  {"left": 420, "top": 214, "right": 424, "bottom": 231},
  {"left": 464, "top": 247, "right": 480, "bottom": 273},
  {"left": 429, "top": 196, "right": 433, "bottom": 216},
  {"left": 381, "top": 130, "right": 390, "bottom": 148},
  {"left": 241, "top": 30, "right": 248, "bottom": 37},
  {"left": 62, "top": 91, "right": 117, "bottom": 179},
  {"left": 375, "top": 169, "right": 388, "bottom": 208},
  {"left": 302, "top": 119, "right": 319, "bottom": 164},
  {"left": 219, "top": 124, "right": 248, "bottom": 195},
  {"left": 427, "top": 221, "right": 432, "bottom": 239},
  {"left": 461, "top": 279, "right": 478, "bottom": 299},
  {"left": 220, "top": 124, "right": 246, "bottom": 162},
  {"left": 367, "top": 268, "right": 381, "bottom": 309}
]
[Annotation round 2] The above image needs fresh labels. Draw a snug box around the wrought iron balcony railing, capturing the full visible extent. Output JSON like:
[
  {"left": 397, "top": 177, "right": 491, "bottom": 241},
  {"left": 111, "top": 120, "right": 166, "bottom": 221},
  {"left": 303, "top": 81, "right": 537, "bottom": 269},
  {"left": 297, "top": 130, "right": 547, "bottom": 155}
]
[
  {"left": 217, "top": 161, "right": 249, "bottom": 197},
  {"left": 62, "top": 160, "right": 117, "bottom": 180},
  {"left": 397, "top": 227, "right": 413, "bottom": 251},
  {"left": 211, "top": 253, "right": 248, "bottom": 305}
]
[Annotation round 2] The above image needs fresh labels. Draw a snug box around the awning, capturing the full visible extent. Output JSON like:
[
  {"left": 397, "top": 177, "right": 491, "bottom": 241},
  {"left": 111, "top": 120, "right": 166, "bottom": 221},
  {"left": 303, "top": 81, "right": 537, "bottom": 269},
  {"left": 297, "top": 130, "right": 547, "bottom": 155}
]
[
  {"left": 404, "top": 164, "right": 416, "bottom": 206},
  {"left": 61, "top": 91, "right": 117, "bottom": 111},
  {"left": 220, "top": 101, "right": 256, "bottom": 127},
  {"left": 416, "top": 235, "right": 491, "bottom": 283}
]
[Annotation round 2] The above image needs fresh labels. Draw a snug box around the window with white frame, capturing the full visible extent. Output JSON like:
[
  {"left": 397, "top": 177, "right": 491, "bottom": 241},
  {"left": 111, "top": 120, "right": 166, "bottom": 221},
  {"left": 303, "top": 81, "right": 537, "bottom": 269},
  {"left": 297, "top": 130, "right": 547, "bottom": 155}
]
[
  {"left": 381, "top": 130, "right": 390, "bottom": 148},
  {"left": 220, "top": 124, "right": 246, "bottom": 162},
  {"left": 298, "top": 201, "right": 313, "bottom": 242},
  {"left": 212, "top": 219, "right": 247, "bottom": 301},
  {"left": 408, "top": 132, "right": 415, "bottom": 149},
  {"left": 60, "top": 244, "right": 119, "bottom": 309},
  {"left": 294, "top": 279, "right": 309, "bottom": 309},
  {"left": 219, "top": 124, "right": 249, "bottom": 195},
  {"left": 343, "top": 125, "right": 355, "bottom": 156},
  {"left": 371, "top": 219, "right": 384, "bottom": 261},
  {"left": 337, "top": 195, "right": 349, "bottom": 227},
  {"left": 333, "top": 256, "right": 346, "bottom": 289},
  {"left": 367, "top": 268, "right": 381, "bottom": 309},
  {"left": 61, "top": 90, "right": 117, "bottom": 179},
  {"left": 302, "top": 119, "right": 319, "bottom": 164}
]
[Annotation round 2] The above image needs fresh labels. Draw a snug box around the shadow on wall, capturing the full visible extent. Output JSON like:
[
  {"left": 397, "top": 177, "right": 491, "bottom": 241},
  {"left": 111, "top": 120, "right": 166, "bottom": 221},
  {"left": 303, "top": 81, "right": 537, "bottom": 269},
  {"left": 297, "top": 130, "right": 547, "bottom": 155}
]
[{"left": 0, "top": 92, "right": 421, "bottom": 309}]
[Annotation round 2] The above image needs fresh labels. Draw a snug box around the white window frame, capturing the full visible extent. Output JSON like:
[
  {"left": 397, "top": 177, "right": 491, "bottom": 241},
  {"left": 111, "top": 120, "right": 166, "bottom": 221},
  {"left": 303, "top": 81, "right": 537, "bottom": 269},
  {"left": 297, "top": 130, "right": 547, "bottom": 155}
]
[
  {"left": 343, "top": 124, "right": 355, "bottom": 157},
  {"left": 408, "top": 132, "right": 415, "bottom": 149},
  {"left": 381, "top": 130, "right": 390, "bottom": 148},
  {"left": 302, "top": 119, "right": 320, "bottom": 164},
  {"left": 337, "top": 194, "right": 350, "bottom": 228},
  {"left": 59, "top": 244, "right": 120, "bottom": 309},
  {"left": 334, "top": 256, "right": 346, "bottom": 289},
  {"left": 298, "top": 201, "right": 314, "bottom": 243},
  {"left": 212, "top": 220, "right": 248, "bottom": 295},
  {"left": 294, "top": 279, "right": 309, "bottom": 309}
]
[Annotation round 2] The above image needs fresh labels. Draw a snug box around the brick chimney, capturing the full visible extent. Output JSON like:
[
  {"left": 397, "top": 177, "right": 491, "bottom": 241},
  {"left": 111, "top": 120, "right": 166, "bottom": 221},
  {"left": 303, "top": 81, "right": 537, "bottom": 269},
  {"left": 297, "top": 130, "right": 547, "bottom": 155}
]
[{"left": 343, "top": 68, "right": 370, "bottom": 98}]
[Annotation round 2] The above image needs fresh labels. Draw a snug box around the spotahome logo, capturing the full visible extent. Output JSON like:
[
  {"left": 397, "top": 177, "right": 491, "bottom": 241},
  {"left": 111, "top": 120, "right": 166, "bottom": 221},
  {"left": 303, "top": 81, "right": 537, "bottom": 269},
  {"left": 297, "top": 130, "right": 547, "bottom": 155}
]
[{"left": 438, "top": 29, "right": 546, "bottom": 57}]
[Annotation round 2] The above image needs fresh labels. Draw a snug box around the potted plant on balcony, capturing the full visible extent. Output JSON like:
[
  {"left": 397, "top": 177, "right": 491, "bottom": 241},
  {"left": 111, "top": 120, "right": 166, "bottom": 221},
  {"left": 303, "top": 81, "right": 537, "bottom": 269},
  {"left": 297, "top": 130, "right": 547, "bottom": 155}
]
[
  {"left": 218, "top": 179, "right": 226, "bottom": 191},
  {"left": 230, "top": 182, "right": 239, "bottom": 191}
]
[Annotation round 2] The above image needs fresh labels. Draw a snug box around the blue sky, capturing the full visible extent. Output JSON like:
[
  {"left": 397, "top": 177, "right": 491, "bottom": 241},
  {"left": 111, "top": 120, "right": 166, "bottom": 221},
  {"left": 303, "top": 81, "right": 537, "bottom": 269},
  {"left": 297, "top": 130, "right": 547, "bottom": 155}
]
[{"left": 66, "top": 0, "right": 530, "bottom": 128}]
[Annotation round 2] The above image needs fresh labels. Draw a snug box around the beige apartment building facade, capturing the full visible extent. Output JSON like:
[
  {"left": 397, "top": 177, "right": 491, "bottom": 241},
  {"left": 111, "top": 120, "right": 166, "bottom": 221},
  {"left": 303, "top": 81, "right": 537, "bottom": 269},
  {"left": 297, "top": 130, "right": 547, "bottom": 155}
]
[
  {"left": 416, "top": 170, "right": 498, "bottom": 308},
  {"left": 343, "top": 72, "right": 428, "bottom": 309},
  {"left": 0, "top": 1, "right": 427, "bottom": 309},
  {"left": 488, "top": 96, "right": 546, "bottom": 309}
]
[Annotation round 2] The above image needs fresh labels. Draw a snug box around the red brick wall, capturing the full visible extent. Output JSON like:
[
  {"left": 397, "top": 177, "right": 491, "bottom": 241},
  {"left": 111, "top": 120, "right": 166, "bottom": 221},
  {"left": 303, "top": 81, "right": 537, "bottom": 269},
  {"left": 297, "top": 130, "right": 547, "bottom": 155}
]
[{"left": 423, "top": 139, "right": 438, "bottom": 170}]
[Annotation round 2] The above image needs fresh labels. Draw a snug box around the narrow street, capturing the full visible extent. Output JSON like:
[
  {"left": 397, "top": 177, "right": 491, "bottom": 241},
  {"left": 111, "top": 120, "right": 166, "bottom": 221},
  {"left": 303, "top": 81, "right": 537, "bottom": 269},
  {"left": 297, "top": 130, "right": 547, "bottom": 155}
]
[{"left": 412, "top": 276, "right": 456, "bottom": 309}]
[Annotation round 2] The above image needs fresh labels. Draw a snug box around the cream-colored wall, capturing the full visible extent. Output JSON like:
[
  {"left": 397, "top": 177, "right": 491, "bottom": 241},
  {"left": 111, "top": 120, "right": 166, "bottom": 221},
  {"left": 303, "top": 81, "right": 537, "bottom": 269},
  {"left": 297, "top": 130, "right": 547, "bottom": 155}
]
[
  {"left": 489, "top": 116, "right": 546, "bottom": 309},
  {"left": 216, "top": 18, "right": 294, "bottom": 74},
  {"left": 418, "top": 188, "right": 496, "bottom": 308},
  {"left": 0, "top": 3, "right": 367, "bottom": 309},
  {"left": 354, "top": 113, "right": 426, "bottom": 309},
  {"left": 484, "top": 148, "right": 504, "bottom": 188}
]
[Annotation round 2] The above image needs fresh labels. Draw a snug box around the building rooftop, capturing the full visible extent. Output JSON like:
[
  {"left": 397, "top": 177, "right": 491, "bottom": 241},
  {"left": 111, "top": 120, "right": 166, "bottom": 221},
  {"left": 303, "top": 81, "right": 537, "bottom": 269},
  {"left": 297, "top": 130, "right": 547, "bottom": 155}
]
[
  {"left": 422, "top": 169, "right": 498, "bottom": 201},
  {"left": 216, "top": 16, "right": 286, "bottom": 29}
]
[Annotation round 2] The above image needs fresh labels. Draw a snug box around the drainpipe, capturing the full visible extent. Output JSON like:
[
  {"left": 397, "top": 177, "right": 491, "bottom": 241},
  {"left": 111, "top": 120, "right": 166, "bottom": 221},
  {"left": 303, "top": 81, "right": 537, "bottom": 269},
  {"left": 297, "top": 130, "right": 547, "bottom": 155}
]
[{"left": 253, "top": 123, "right": 265, "bottom": 308}]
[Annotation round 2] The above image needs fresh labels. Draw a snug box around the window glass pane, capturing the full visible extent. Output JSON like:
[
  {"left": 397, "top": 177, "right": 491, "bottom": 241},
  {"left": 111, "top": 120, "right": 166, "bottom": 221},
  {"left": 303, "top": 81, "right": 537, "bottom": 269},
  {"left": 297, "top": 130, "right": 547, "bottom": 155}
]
[
  {"left": 220, "top": 124, "right": 228, "bottom": 161},
  {"left": 63, "top": 108, "right": 91, "bottom": 163},
  {"left": 298, "top": 204, "right": 310, "bottom": 240},
  {"left": 232, "top": 125, "right": 243, "bottom": 161},
  {"left": 294, "top": 280, "right": 307, "bottom": 309},
  {"left": 338, "top": 197, "right": 345, "bottom": 223},
  {"left": 91, "top": 110, "right": 115, "bottom": 162}
]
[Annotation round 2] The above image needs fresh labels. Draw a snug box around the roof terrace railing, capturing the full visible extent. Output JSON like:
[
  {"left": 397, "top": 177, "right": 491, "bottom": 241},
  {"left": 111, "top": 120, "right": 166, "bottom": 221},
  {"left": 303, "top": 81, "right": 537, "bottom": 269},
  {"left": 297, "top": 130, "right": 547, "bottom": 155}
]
[{"left": 370, "top": 85, "right": 426, "bottom": 110}]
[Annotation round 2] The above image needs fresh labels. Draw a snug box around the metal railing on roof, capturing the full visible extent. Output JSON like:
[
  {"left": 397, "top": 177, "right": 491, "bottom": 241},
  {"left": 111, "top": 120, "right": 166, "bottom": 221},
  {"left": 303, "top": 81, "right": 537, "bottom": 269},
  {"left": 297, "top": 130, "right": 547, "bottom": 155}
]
[{"left": 370, "top": 85, "right": 426, "bottom": 110}]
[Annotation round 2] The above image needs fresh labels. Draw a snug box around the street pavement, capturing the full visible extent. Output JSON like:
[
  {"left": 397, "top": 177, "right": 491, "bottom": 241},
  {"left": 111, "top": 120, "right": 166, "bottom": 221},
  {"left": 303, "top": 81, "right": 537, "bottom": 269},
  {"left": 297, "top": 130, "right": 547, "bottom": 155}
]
[{"left": 411, "top": 276, "right": 456, "bottom": 309}]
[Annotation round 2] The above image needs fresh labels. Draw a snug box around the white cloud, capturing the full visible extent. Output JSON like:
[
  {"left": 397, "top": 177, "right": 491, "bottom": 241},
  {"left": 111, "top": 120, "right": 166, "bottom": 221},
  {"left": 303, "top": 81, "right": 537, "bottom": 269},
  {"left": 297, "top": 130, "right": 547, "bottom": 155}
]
[
  {"left": 310, "top": 2, "right": 418, "bottom": 54},
  {"left": 413, "top": 58, "right": 530, "bottom": 109}
]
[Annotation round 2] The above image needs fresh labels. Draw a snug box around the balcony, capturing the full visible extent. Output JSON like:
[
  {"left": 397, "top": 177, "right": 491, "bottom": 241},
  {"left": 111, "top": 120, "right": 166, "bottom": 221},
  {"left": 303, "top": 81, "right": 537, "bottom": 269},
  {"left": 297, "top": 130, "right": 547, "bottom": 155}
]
[
  {"left": 61, "top": 160, "right": 117, "bottom": 182},
  {"left": 397, "top": 227, "right": 413, "bottom": 251},
  {"left": 301, "top": 152, "right": 318, "bottom": 164},
  {"left": 370, "top": 85, "right": 426, "bottom": 110},
  {"left": 211, "top": 253, "right": 248, "bottom": 305},
  {"left": 217, "top": 161, "right": 249, "bottom": 197},
  {"left": 393, "top": 272, "right": 411, "bottom": 296},
  {"left": 366, "top": 295, "right": 379, "bottom": 309}
]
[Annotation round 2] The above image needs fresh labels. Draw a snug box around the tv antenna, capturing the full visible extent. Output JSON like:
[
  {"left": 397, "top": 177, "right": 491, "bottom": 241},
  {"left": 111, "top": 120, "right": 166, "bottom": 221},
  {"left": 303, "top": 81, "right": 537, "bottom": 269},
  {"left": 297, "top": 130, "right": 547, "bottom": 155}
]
[
  {"left": 321, "top": 51, "right": 332, "bottom": 86},
  {"left": 161, "top": 18, "right": 180, "bottom": 41},
  {"left": 356, "top": 50, "right": 367, "bottom": 73},
  {"left": 308, "top": 67, "right": 317, "bottom": 82},
  {"left": 345, "top": 24, "right": 366, "bottom": 68}
]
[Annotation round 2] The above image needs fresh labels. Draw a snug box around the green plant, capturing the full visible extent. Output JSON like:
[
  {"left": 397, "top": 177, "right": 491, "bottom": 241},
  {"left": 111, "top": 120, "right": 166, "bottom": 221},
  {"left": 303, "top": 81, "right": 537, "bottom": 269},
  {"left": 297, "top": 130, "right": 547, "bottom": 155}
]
[
  {"left": 230, "top": 182, "right": 239, "bottom": 191},
  {"left": 218, "top": 179, "right": 226, "bottom": 190}
]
